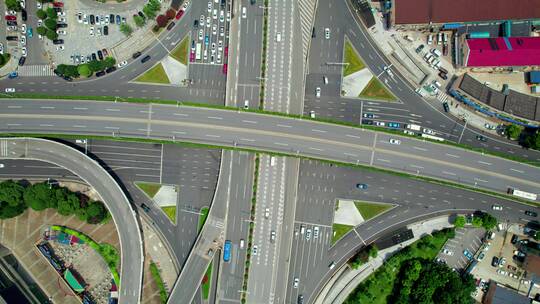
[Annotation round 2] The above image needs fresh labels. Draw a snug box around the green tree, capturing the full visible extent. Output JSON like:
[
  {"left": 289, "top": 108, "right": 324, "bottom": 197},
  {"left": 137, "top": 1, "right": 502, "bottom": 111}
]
[
  {"left": 368, "top": 244, "right": 378, "bottom": 258},
  {"left": 143, "top": 5, "right": 157, "bottom": 19},
  {"left": 523, "top": 131, "right": 540, "bottom": 150},
  {"left": 36, "top": 26, "right": 48, "bottom": 36},
  {"left": 23, "top": 182, "right": 55, "bottom": 211},
  {"left": 55, "top": 188, "right": 80, "bottom": 216},
  {"left": 86, "top": 201, "right": 108, "bottom": 224},
  {"left": 133, "top": 15, "right": 146, "bottom": 27},
  {"left": 36, "top": 9, "right": 47, "bottom": 20},
  {"left": 534, "top": 231, "right": 540, "bottom": 241},
  {"left": 0, "top": 180, "right": 27, "bottom": 219},
  {"left": 147, "top": 0, "right": 161, "bottom": 11},
  {"left": 44, "top": 19, "right": 57, "bottom": 31},
  {"left": 87, "top": 60, "right": 104, "bottom": 72},
  {"left": 46, "top": 29, "right": 58, "bottom": 40},
  {"left": 454, "top": 215, "right": 465, "bottom": 228},
  {"left": 506, "top": 124, "right": 523, "bottom": 140},
  {"left": 119, "top": 23, "right": 133, "bottom": 36},
  {"left": 5, "top": 0, "right": 22, "bottom": 11},
  {"left": 46, "top": 7, "right": 57, "bottom": 19},
  {"left": 77, "top": 64, "right": 92, "bottom": 77},
  {"left": 472, "top": 217, "right": 483, "bottom": 228},
  {"left": 480, "top": 212, "right": 498, "bottom": 230},
  {"left": 102, "top": 56, "right": 116, "bottom": 68}
]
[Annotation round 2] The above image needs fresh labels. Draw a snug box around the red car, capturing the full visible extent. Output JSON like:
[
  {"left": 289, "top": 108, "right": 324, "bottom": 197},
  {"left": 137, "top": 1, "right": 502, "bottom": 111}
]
[
  {"left": 175, "top": 10, "right": 184, "bottom": 20},
  {"left": 224, "top": 46, "right": 228, "bottom": 57},
  {"left": 189, "top": 51, "right": 195, "bottom": 62},
  {"left": 222, "top": 63, "right": 228, "bottom": 74},
  {"left": 52, "top": 2, "right": 64, "bottom": 7},
  {"left": 4, "top": 15, "right": 16, "bottom": 21}
]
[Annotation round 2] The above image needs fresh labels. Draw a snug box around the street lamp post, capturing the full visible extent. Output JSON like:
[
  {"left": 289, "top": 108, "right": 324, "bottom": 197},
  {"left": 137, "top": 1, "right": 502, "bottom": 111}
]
[{"left": 458, "top": 114, "right": 469, "bottom": 144}]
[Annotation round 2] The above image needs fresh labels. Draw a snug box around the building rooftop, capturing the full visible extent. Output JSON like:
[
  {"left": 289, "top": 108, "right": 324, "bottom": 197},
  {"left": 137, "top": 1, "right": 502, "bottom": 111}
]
[
  {"left": 465, "top": 37, "right": 540, "bottom": 67},
  {"left": 483, "top": 283, "right": 531, "bottom": 304},
  {"left": 394, "top": 0, "right": 540, "bottom": 25}
]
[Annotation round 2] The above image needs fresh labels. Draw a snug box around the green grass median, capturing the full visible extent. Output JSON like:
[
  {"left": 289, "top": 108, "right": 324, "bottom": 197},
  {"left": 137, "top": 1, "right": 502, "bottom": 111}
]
[
  {"left": 161, "top": 206, "right": 176, "bottom": 224},
  {"left": 355, "top": 201, "right": 393, "bottom": 220},
  {"left": 198, "top": 207, "right": 209, "bottom": 232},
  {"left": 171, "top": 36, "right": 189, "bottom": 65},
  {"left": 135, "top": 63, "right": 170, "bottom": 84},
  {"left": 343, "top": 40, "right": 365, "bottom": 77},
  {"left": 202, "top": 261, "right": 213, "bottom": 299},
  {"left": 332, "top": 223, "right": 354, "bottom": 244},
  {"left": 359, "top": 76, "right": 396, "bottom": 101},
  {"left": 135, "top": 182, "right": 161, "bottom": 198}
]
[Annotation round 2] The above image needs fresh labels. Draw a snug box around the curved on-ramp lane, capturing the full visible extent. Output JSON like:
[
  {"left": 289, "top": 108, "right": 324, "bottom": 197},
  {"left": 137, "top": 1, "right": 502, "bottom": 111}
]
[{"left": 0, "top": 138, "right": 143, "bottom": 303}]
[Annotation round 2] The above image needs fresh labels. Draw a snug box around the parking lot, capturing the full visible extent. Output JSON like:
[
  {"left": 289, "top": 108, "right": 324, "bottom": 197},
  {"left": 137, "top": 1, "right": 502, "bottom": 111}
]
[
  {"left": 436, "top": 226, "right": 485, "bottom": 271},
  {"left": 189, "top": 0, "right": 230, "bottom": 66}
]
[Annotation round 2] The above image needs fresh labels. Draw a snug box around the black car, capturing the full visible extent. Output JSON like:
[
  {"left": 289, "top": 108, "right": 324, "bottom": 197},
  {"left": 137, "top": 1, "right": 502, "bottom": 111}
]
[
  {"left": 52, "top": 39, "right": 64, "bottom": 45},
  {"left": 250, "top": 0, "right": 256, "bottom": 4},
  {"left": 166, "top": 21, "right": 175, "bottom": 30},
  {"left": 415, "top": 44, "right": 425, "bottom": 54},
  {"left": 491, "top": 256, "right": 499, "bottom": 267},
  {"left": 91, "top": 53, "right": 97, "bottom": 61},
  {"left": 21, "top": 9, "right": 27, "bottom": 21},
  {"left": 525, "top": 210, "right": 538, "bottom": 217},
  {"left": 63, "top": 76, "right": 73, "bottom": 82},
  {"left": 362, "top": 119, "right": 373, "bottom": 125},
  {"left": 443, "top": 102, "right": 449, "bottom": 112},
  {"left": 103, "top": 25, "right": 108, "bottom": 35},
  {"left": 141, "top": 203, "right": 150, "bottom": 213},
  {"left": 297, "top": 295, "right": 304, "bottom": 304},
  {"left": 18, "top": 56, "right": 26, "bottom": 66},
  {"left": 511, "top": 234, "right": 519, "bottom": 244},
  {"left": 6, "top": 36, "right": 18, "bottom": 41},
  {"left": 105, "top": 66, "right": 116, "bottom": 73},
  {"left": 53, "top": 7, "right": 61, "bottom": 13},
  {"left": 439, "top": 72, "right": 448, "bottom": 80},
  {"left": 476, "top": 135, "right": 487, "bottom": 142},
  {"left": 109, "top": 14, "right": 115, "bottom": 22},
  {"left": 56, "top": 23, "right": 67, "bottom": 28},
  {"left": 311, "top": 27, "right": 316, "bottom": 38},
  {"left": 6, "top": 21, "right": 17, "bottom": 26},
  {"left": 97, "top": 50, "right": 103, "bottom": 60},
  {"left": 193, "top": 19, "right": 199, "bottom": 28},
  {"left": 141, "top": 55, "right": 151, "bottom": 63},
  {"left": 116, "top": 15, "right": 121, "bottom": 24},
  {"left": 137, "top": 11, "right": 145, "bottom": 18},
  {"left": 95, "top": 71, "right": 106, "bottom": 77},
  {"left": 132, "top": 51, "right": 142, "bottom": 59},
  {"left": 90, "top": 14, "right": 95, "bottom": 24}
]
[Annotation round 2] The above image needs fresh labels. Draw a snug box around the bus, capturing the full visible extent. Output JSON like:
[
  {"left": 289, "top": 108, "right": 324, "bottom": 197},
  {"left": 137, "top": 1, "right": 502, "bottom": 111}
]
[
  {"left": 223, "top": 240, "right": 231, "bottom": 262},
  {"left": 508, "top": 188, "right": 538, "bottom": 201},
  {"left": 421, "top": 133, "right": 445, "bottom": 142},
  {"left": 195, "top": 43, "right": 202, "bottom": 60}
]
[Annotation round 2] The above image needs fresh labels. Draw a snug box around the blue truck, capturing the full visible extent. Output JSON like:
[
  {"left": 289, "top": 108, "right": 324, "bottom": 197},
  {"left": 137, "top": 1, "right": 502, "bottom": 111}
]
[{"left": 223, "top": 240, "right": 231, "bottom": 262}]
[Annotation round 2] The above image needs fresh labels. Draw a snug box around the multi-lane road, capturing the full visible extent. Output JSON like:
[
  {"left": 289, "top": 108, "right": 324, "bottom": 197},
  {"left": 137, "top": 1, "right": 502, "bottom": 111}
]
[{"left": 1, "top": 99, "right": 539, "bottom": 197}]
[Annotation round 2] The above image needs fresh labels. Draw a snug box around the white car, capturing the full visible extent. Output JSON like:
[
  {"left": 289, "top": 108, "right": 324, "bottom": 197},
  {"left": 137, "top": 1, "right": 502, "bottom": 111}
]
[
  {"left": 200, "top": 15, "right": 205, "bottom": 27},
  {"left": 375, "top": 121, "right": 385, "bottom": 126},
  {"left": 325, "top": 28, "right": 330, "bottom": 39},
  {"left": 37, "top": 1, "right": 41, "bottom": 9},
  {"left": 0, "top": 43, "right": 3, "bottom": 54},
  {"left": 207, "top": 1, "right": 212, "bottom": 12},
  {"left": 492, "top": 205, "right": 503, "bottom": 211},
  {"left": 37, "top": 19, "right": 43, "bottom": 27},
  {"left": 55, "top": 45, "right": 64, "bottom": 51},
  {"left": 206, "top": 16, "right": 211, "bottom": 28},
  {"left": 219, "top": 10, "right": 224, "bottom": 23},
  {"left": 212, "top": 23, "right": 217, "bottom": 35},
  {"left": 389, "top": 138, "right": 401, "bottom": 145},
  {"left": 83, "top": 14, "right": 88, "bottom": 25},
  {"left": 242, "top": 6, "right": 247, "bottom": 18},
  {"left": 5, "top": 88, "right": 15, "bottom": 93},
  {"left": 57, "top": 11, "right": 66, "bottom": 17},
  {"left": 310, "top": 111, "right": 315, "bottom": 118},
  {"left": 20, "top": 36, "right": 26, "bottom": 46},
  {"left": 252, "top": 245, "right": 258, "bottom": 255},
  {"left": 57, "top": 30, "right": 67, "bottom": 35},
  {"left": 58, "top": 17, "right": 66, "bottom": 23},
  {"left": 90, "top": 27, "right": 95, "bottom": 36},
  {"left": 422, "top": 128, "right": 435, "bottom": 135},
  {"left": 315, "top": 87, "right": 321, "bottom": 97},
  {"left": 198, "top": 29, "right": 203, "bottom": 40},
  {"left": 21, "top": 47, "right": 27, "bottom": 57},
  {"left": 182, "top": 1, "right": 189, "bottom": 10},
  {"left": 226, "top": 10, "right": 230, "bottom": 22},
  {"left": 20, "top": 0, "right": 25, "bottom": 9},
  {"left": 293, "top": 277, "right": 299, "bottom": 288},
  {"left": 313, "top": 226, "right": 319, "bottom": 239},
  {"left": 0, "top": 164, "right": 4, "bottom": 168},
  {"left": 117, "top": 60, "right": 128, "bottom": 68},
  {"left": 21, "top": 24, "right": 27, "bottom": 34},
  {"left": 77, "top": 13, "right": 83, "bottom": 23},
  {"left": 306, "top": 228, "right": 312, "bottom": 240},
  {"left": 443, "top": 248, "right": 453, "bottom": 256},
  {"left": 213, "top": 9, "right": 217, "bottom": 19},
  {"left": 264, "top": 208, "right": 270, "bottom": 218}
]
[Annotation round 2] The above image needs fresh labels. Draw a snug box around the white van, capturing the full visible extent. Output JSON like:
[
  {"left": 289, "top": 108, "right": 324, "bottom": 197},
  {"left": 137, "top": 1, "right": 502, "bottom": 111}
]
[
  {"left": 242, "top": 6, "right": 247, "bottom": 18},
  {"left": 240, "top": 239, "right": 245, "bottom": 249},
  {"left": 270, "top": 156, "right": 276, "bottom": 166},
  {"left": 427, "top": 34, "right": 433, "bottom": 45},
  {"left": 244, "top": 100, "right": 249, "bottom": 109},
  {"left": 275, "top": 32, "right": 281, "bottom": 42},
  {"left": 432, "top": 80, "right": 442, "bottom": 88},
  {"left": 323, "top": 76, "right": 328, "bottom": 84}
]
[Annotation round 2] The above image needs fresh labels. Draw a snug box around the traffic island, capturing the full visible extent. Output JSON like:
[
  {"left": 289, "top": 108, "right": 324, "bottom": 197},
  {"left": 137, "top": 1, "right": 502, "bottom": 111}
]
[
  {"left": 198, "top": 207, "right": 209, "bottom": 232},
  {"left": 170, "top": 35, "right": 190, "bottom": 65},
  {"left": 358, "top": 77, "right": 396, "bottom": 101},
  {"left": 135, "top": 182, "right": 179, "bottom": 225},
  {"left": 134, "top": 63, "right": 171, "bottom": 84}
]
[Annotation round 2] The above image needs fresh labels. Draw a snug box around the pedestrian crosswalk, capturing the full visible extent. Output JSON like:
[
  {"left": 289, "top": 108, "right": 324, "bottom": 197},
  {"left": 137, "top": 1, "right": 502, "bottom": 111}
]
[
  {"left": 298, "top": 0, "right": 317, "bottom": 62},
  {"left": 0, "top": 140, "right": 8, "bottom": 157},
  {"left": 437, "top": 91, "right": 451, "bottom": 104},
  {"left": 18, "top": 65, "right": 56, "bottom": 77}
]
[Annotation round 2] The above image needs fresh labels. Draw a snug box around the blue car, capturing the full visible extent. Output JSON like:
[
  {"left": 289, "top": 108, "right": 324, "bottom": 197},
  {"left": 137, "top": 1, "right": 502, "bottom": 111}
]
[
  {"left": 388, "top": 122, "right": 400, "bottom": 128},
  {"left": 204, "top": 35, "right": 209, "bottom": 45},
  {"left": 27, "top": 27, "right": 33, "bottom": 38},
  {"left": 8, "top": 71, "right": 18, "bottom": 79},
  {"left": 463, "top": 249, "right": 473, "bottom": 260},
  {"left": 356, "top": 183, "right": 368, "bottom": 190}
]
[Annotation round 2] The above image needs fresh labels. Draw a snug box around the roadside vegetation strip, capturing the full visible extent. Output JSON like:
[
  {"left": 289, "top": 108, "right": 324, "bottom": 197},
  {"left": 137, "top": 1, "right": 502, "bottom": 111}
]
[
  {"left": 149, "top": 261, "right": 168, "bottom": 304},
  {"left": 359, "top": 77, "right": 397, "bottom": 102},
  {"left": 241, "top": 154, "right": 260, "bottom": 304},
  {"left": 50, "top": 225, "right": 121, "bottom": 286},
  {"left": 171, "top": 35, "right": 190, "bottom": 65},
  {"left": 344, "top": 228, "right": 468, "bottom": 304},
  {"left": 3, "top": 133, "right": 539, "bottom": 208},
  {"left": 354, "top": 201, "right": 393, "bottom": 221},
  {"left": 332, "top": 223, "right": 355, "bottom": 244},
  {"left": 343, "top": 40, "right": 366, "bottom": 77},
  {"left": 198, "top": 207, "right": 209, "bottom": 232},
  {"left": 161, "top": 206, "right": 177, "bottom": 224},
  {"left": 135, "top": 63, "right": 171, "bottom": 84},
  {"left": 135, "top": 182, "right": 162, "bottom": 198},
  {"left": 201, "top": 261, "right": 213, "bottom": 300},
  {"left": 0, "top": 53, "right": 10, "bottom": 68},
  {"left": 259, "top": 0, "right": 269, "bottom": 109},
  {"left": 2, "top": 95, "right": 538, "bottom": 167}
]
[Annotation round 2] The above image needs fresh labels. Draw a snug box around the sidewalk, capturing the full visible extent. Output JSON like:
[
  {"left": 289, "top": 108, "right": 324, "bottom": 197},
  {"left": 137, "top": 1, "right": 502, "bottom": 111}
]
[
  {"left": 317, "top": 216, "right": 454, "bottom": 304},
  {"left": 0, "top": 55, "right": 18, "bottom": 78}
]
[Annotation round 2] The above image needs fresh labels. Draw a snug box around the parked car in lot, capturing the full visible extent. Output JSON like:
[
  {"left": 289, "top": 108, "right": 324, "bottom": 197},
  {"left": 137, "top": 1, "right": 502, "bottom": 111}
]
[
  {"left": 97, "top": 50, "right": 103, "bottom": 60},
  {"left": 492, "top": 256, "right": 500, "bottom": 267},
  {"left": 52, "top": 39, "right": 64, "bottom": 44},
  {"left": 4, "top": 88, "right": 15, "bottom": 93},
  {"left": 18, "top": 56, "right": 26, "bottom": 66},
  {"left": 105, "top": 66, "right": 116, "bottom": 73},
  {"left": 463, "top": 249, "right": 473, "bottom": 260},
  {"left": 167, "top": 21, "right": 175, "bottom": 30},
  {"left": 375, "top": 121, "right": 385, "bottom": 126},
  {"left": 95, "top": 70, "right": 106, "bottom": 77},
  {"left": 324, "top": 28, "right": 330, "bottom": 39},
  {"left": 387, "top": 122, "right": 400, "bottom": 128},
  {"left": 117, "top": 60, "right": 128, "bottom": 68},
  {"left": 422, "top": 128, "right": 435, "bottom": 135}
]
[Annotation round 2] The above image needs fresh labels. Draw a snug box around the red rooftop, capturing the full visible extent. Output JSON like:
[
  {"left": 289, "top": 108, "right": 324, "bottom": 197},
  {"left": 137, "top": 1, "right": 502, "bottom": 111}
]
[{"left": 464, "top": 37, "right": 540, "bottom": 67}]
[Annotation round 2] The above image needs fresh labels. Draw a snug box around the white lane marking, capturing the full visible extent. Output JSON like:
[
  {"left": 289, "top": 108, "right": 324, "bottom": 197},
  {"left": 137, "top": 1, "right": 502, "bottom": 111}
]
[
  {"left": 346, "top": 134, "right": 361, "bottom": 139},
  {"left": 311, "top": 129, "right": 327, "bottom": 133},
  {"left": 474, "top": 178, "right": 488, "bottom": 183},
  {"left": 309, "top": 147, "right": 324, "bottom": 151},
  {"left": 173, "top": 113, "right": 189, "bottom": 117},
  {"left": 106, "top": 108, "right": 120, "bottom": 112},
  {"left": 72, "top": 125, "right": 86, "bottom": 128},
  {"left": 206, "top": 134, "right": 220, "bottom": 138},
  {"left": 242, "top": 120, "right": 257, "bottom": 124},
  {"left": 413, "top": 146, "right": 427, "bottom": 151},
  {"left": 277, "top": 124, "right": 291, "bottom": 128},
  {"left": 73, "top": 107, "right": 88, "bottom": 110},
  {"left": 207, "top": 116, "right": 223, "bottom": 120},
  {"left": 240, "top": 138, "right": 255, "bottom": 142},
  {"left": 410, "top": 164, "right": 424, "bottom": 169},
  {"left": 510, "top": 168, "right": 524, "bottom": 174},
  {"left": 105, "top": 126, "right": 120, "bottom": 129},
  {"left": 274, "top": 142, "right": 288, "bottom": 146},
  {"left": 344, "top": 152, "right": 358, "bottom": 157},
  {"left": 445, "top": 153, "right": 460, "bottom": 158},
  {"left": 40, "top": 106, "right": 55, "bottom": 109},
  {"left": 377, "top": 158, "right": 391, "bottom": 163},
  {"left": 442, "top": 171, "right": 456, "bottom": 176},
  {"left": 7, "top": 106, "right": 21, "bottom": 108},
  {"left": 172, "top": 131, "right": 186, "bottom": 134},
  {"left": 39, "top": 124, "right": 54, "bottom": 127},
  {"left": 6, "top": 123, "right": 21, "bottom": 126},
  {"left": 478, "top": 161, "right": 492, "bottom": 166}
]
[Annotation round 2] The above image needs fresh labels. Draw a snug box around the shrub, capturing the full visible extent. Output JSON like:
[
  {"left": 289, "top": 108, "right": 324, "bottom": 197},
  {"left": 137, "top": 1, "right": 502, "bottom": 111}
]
[
  {"left": 46, "top": 7, "right": 57, "bottom": 19},
  {"left": 454, "top": 216, "right": 465, "bottom": 228},
  {"left": 166, "top": 8, "right": 176, "bottom": 20},
  {"left": 119, "top": 23, "right": 133, "bottom": 36},
  {"left": 36, "top": 26, "right": 48, "bottom": 36},
  {"left": 36, "top": 9, "right": 47, "bottom": 20},
  {"left": 133, "top": 15, "right": 145, "bottom": 27},
  {"left": 5, "top": 0, "right": 21, "bottom": 11},
  {"left": 143, "top": 5, "right": 157, "bottom": 19},
  {"left": 156, "top": 14, "right": 168, "bottom": 28},
  {"left": 77, "top": 64, "right": 92, "bottom": 77},
  {"left": 44, "top": 18, "right": 57, "bottom": 30},
  {"left": 45, "top": 29, "right": 58, "bottom": 40}
]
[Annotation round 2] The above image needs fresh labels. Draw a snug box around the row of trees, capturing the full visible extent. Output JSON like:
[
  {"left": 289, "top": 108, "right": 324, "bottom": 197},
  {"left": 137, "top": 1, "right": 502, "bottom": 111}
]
[
  {"left": 55, "top": 57, "right": 116, "bottom": 78},
  {"left": 454, "top": 212, "right": 497, "bottom": 230},
  {"left": 505, "top": 124, "right": 540, "bottom": 151},
  {"left": 5, "top": 0, "right": 22, "bottom": 11},
  {"left": 36, "top": 7, "right": 59, "bottom": 41},
  {"left": 133, "top": 0, "right": 161, "bottom": 28},
  {"left": 349, "top": 244, "right": 378, "bottom": 269},
  {"left": 0, "top": 180, "right": 108, "bottom": 224}
]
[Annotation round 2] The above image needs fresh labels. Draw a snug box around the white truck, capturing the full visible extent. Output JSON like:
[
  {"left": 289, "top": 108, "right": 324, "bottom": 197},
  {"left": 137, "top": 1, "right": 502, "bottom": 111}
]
[{"left": 406, "top": 124, "right": 421, "bottom": 131}]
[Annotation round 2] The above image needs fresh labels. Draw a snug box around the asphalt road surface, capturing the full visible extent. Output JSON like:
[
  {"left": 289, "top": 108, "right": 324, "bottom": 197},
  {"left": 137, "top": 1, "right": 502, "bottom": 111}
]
[
  {"left": 1, "top": 99, "right": 539, "bottom": 198},
  {"left": 0, "top": 138, "right": 143, "bottom": 304}
]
